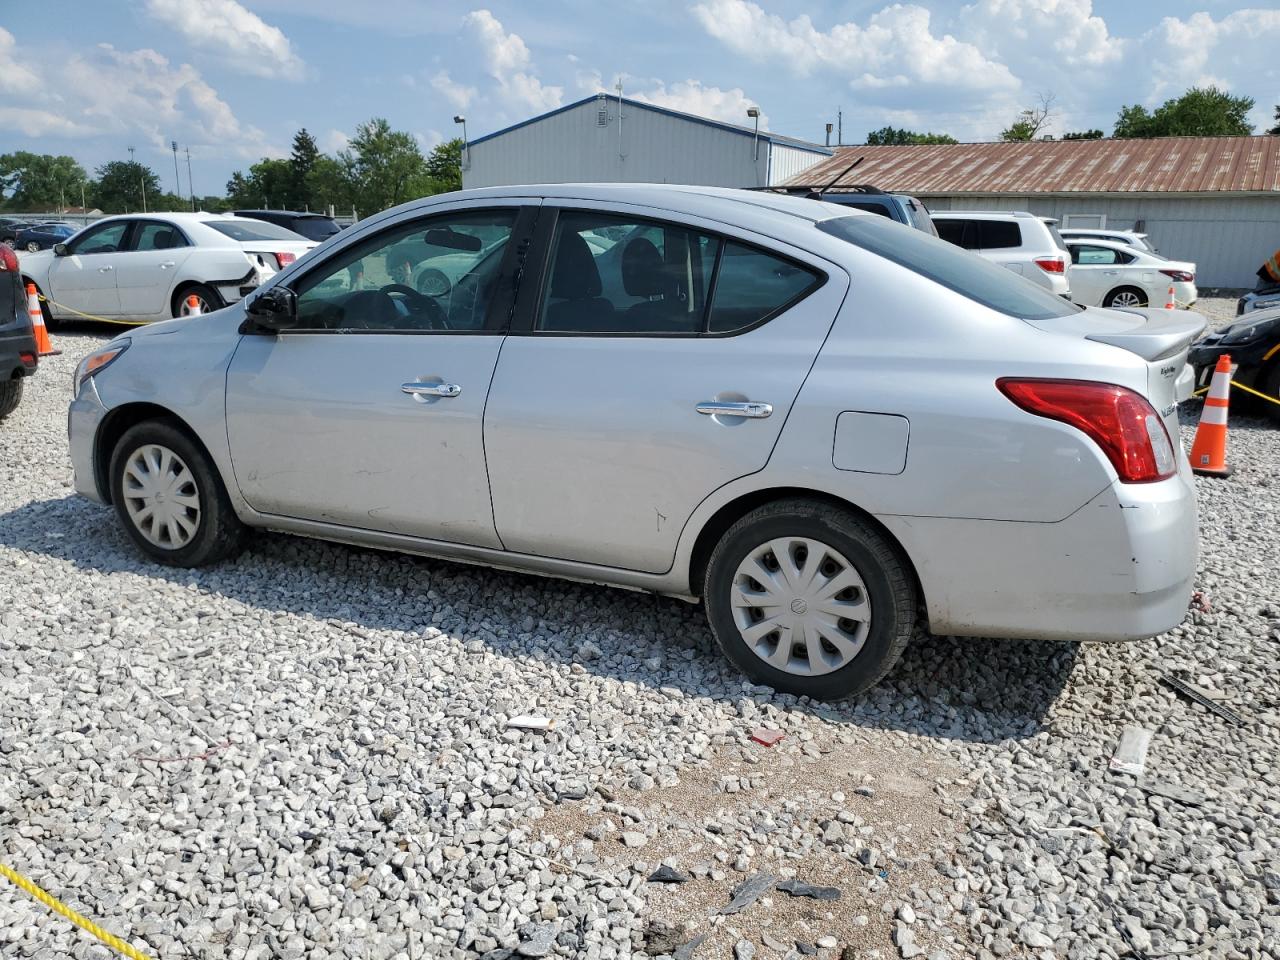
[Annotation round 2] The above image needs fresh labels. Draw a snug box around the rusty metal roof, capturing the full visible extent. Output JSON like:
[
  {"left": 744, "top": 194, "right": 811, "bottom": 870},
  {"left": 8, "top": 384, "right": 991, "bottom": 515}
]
[{"left": 786, "top": 137, "right": 1280, "bottom": 196}]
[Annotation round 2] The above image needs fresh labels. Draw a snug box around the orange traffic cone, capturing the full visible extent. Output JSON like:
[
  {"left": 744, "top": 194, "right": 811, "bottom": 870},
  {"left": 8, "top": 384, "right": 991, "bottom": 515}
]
[
  {"left": 27, "top": 283, "right": 60, "bottom": 357},
  {"left": 1190, "top": 354, "right": 1232, "bottom": 477},
  {"left": 185, "top": 294, "right": 202, "bottom": 316},
  {"left": 1164, "top": 285, "right": 1177, "bottom": 310}
]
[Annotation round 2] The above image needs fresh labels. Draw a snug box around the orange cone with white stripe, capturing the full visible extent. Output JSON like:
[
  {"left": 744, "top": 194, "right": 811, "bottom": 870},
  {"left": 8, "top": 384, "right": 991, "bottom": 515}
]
[
  {"left": 1164, "top": 285, "right": 1177, "bottom": 310},
  {"left": 185, "top": 294, "right": 202, "bottom": 316},
  {"left": 27, "top": 283, "right": 60, "bottom": 357},
  {"left": 1190, "top": 354, "right": 1232, "bottom": 477}
]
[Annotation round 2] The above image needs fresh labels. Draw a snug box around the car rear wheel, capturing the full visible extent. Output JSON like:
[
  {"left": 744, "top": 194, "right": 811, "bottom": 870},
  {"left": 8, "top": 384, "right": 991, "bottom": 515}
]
[
  {"left": 109, "top": 420, "right": 246, "bottom": 566},
  {"left": 0, "top": 379, "right": 22, "bottom": 420},
  {"left": 172, "top": 283, "right": 222, "bottom": 318},
  {"left": 703, "top": 499, "right": 916, "bottom": 700},
  {"left": 1104, "top": 286, "right": 1147, "bottom": 308},
  {"left": 24, "top": 241, "right": 39, "bottom": 253}
]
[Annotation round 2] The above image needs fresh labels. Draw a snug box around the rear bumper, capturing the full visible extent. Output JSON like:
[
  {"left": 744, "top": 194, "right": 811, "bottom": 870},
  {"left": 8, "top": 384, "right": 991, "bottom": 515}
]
[
  {"left": 880, "top": 474, "right": 1198, "bottom": 642},
  {"left": 68, "top": 378, "right": 109, "bottom": 504}
]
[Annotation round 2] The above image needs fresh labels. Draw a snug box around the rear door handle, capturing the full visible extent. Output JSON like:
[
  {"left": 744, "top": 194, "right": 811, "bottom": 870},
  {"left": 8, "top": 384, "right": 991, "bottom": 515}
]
[
  {"left": 402, "top": 381, "right": 461, "bottom": 398},
  {"left": 98, "top": 265, "right": 113, "bottom": 273},
  {"left": 696, "top": 401, "right": 772, "bottom": 419},
  {"left": 158, "top": 261, "right": 175, "bottom": 269}
]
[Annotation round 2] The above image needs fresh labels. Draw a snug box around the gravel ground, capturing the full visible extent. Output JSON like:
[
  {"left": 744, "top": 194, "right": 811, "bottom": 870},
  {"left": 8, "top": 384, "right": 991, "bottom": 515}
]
[{"left": 1, "top": 301, "right": 1277, "bottom": 960}]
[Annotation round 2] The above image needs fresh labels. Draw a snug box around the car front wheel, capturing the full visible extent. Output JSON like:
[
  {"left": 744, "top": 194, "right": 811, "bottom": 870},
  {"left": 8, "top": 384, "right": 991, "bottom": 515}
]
[
  {"left": 703, "top": 499, "right": 916, "bottom": 700},
  {"left": 109, "top": 420, "right": 246, "bottom": 566}
]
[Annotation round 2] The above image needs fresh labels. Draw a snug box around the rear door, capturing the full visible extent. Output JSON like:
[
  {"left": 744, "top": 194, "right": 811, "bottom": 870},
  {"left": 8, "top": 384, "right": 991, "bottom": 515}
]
[
  {"left": 1067, "top": 243, "right": 1124, "bottom": 306},
  {"left": 483, "top": 204, "right": 848, "bottom": 574},
  {"left": 46, "top": 220, "right": 130, "bottom": 318},
  {"left": 116, "top": 220, "right": 195, "bottom": 319}
]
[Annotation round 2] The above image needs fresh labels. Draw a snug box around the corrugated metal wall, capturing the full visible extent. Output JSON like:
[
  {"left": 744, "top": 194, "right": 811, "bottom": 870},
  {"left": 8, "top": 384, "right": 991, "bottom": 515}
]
[
  {"left": 464, "top": 98, "right": 772, "bottom": 189},
  {"left": 923, "top": 194, "right": 1280, "bottom": 288},
  {"left": 768, "top": 145, "right": 826, "bottom": 186}
]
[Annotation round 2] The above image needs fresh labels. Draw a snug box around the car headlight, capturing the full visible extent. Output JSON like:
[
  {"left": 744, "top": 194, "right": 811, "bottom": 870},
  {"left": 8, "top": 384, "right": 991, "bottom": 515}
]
[
  {"left": 73, "top": 339, "right": 130, "bottom": 395},
  {"left": 1221, "top": 316, "right": 1280, "bottom": 345}
]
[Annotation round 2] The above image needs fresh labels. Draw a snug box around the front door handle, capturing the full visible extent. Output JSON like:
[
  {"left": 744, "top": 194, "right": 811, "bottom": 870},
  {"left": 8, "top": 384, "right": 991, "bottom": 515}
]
[
  {"left": 158, "top": 261, "right": 176, "bottom": 269},
  {"left": 98, "top": 265, "right": 114, "bottom": 273},
  {"left": 402, "top": 381, "right": 461, "bottom": 398},
  {"left": 696, "top": 400, "right": 772, "bottom": 419}
]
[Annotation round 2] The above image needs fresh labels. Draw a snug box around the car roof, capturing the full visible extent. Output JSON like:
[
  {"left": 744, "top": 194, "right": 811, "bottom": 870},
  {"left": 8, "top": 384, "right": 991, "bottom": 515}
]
[
  {"left": 929, "top": 210, "right": 1045, "bottom": 220},
  {"left": 1061, "top": 227, "right": 1146, "bottom": 236},
  {"left": 234, "top": 209, "right": 333, "bottom": 219},
  {"left": 1062, "top": 237, "right": 1139, "bottom": 249}
]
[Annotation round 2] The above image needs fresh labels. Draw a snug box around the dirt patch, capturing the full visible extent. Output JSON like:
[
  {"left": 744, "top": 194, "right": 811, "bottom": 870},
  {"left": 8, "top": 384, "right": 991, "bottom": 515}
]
[{"left": 535, "top": 727, "right": 976, "bottom": 958}]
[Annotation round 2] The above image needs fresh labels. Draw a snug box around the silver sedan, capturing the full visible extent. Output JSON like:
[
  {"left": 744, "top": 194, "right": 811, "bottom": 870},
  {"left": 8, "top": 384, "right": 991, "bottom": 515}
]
[{"left": 67, "top": 184, "right": 1203, "bottom": 700}]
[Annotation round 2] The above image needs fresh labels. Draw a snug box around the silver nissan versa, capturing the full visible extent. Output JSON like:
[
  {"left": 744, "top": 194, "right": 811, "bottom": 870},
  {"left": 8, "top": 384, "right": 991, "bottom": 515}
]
[{"left": 67, "top": 184, "right": 1204, "bottom": 700}]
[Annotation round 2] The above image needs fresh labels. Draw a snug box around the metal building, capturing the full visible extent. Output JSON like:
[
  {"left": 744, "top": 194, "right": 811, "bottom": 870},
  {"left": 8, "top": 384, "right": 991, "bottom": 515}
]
[
  {"left": 461, "top": 94, "right": 831, "bottom": 191},
  {"left": 788, "top": 137, "right": 1280, "bottom": 288}
]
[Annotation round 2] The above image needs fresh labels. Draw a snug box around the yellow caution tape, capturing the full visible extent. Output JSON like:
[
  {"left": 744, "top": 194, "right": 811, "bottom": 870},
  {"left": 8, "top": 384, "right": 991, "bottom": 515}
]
[
  {"left": 0, "top": 861, "right": 154, "bottom": 960},
  {"left": 1189, "top": 380, "right": 1280, "bottom": 406},
  {"left": 36, "top": 293, "right": 149, "bottom": 327}
]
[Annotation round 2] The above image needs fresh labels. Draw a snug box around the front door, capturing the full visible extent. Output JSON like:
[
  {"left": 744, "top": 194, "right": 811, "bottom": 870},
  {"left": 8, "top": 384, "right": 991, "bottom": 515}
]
[
  {"left": 117, "top": 220, "right": 195, "bottom": 319},
  {"left": 483, "top": 205, "right": 848, "bottom": 574},
  {"left": 225, "top": 202, "right": 534, "bottom": 547},
  {"left": 47, "top": 219, "right": 131, "bottom": 318}
]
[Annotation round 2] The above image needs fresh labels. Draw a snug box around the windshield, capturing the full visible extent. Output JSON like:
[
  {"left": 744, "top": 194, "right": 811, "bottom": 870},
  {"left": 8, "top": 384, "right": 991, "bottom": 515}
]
[
  {"left": 290, "top": 218, "right": 342, "bottom": 242},
  {"left": 819, "top": 215, "right": 1080, "bottom": 321},
  {"left": 205, "top": 219, "right": 308, "bottom": 242}
]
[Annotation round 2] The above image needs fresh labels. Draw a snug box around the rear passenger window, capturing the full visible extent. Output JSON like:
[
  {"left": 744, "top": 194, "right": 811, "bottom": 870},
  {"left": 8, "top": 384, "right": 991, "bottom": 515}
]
[
  {"left": 708, "top": 243, "right": 821, "bottom": 334},
  {"left": 840, "top": 202, "right": 895, "bottom": 219},
  {"left": 934, "top": 219, "right": 976, "bottom": 249},
  {"left": 977, "top": 220, "right": 1022, "bottom": 249}
]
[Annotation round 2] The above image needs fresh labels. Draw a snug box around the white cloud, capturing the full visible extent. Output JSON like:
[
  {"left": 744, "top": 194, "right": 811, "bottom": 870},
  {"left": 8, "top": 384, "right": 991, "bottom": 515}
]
[
  {"left": 320, "top": 128, "right": 350, "bottom": 153},
  {"left": 0, "top": 27, "right": 40, "bottom": 95},
  {"left": 0, "top": 106, "right": 97, "bottom": 137},
  {"left": 632, "top": 81, "right": 768, "bottom": 128},
  {"left": 463, "top": 9, "right": 563, "bottom": 114},
  {"left": 429, "top": 70, "right": 477, "bottom": 110},
  {"left": 691, "top": 0, "right": 1018, "bottom": 94},
  {"left": 959, "top": 0, "right": 1124, "bottom": 68},
  {"left": 144, "top": 0, "right": 304, "bottom": 80},
  {"left": 1141, "top": 8, "right": 1280, "bottom": 110}
]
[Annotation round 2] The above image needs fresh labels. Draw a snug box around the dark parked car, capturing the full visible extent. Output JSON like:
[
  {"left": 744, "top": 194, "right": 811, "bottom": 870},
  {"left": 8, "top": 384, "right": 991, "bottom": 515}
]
[
  {"left": 0, "top": 218, "right": 26, "bottom": 246},
  {"left": 14, "top": 222, "right": 77, "bottom": 252},
  {"left": 0, "top": 242, "right": 38, "bottom": 420},
  {"left": 232, "top": 210, "right": 341, "bottom": 243},
  {"left": 759, "top": 184, "right": 937, "bottom": 235},
  {"left": 1189, "top": 304, "right": 1280, "bottom": 423}
]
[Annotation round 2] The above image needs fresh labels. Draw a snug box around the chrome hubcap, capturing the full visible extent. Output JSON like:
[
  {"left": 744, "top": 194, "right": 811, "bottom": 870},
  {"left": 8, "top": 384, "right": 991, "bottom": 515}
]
[
  {"left": 730, "top": 537, "right": 871, "bottom": 676},
  {"left": 122, "top": 444, "right": 201, "bottom": 549},
  {"left": 1111, "top": 291, "right": 1143, "bottom": 307}
]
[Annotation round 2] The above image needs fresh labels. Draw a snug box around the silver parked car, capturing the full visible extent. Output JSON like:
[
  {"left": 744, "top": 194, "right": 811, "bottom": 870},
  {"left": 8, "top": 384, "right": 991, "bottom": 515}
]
[{"left": 68, "top": 185, "right": 1203, "bottom": 700}]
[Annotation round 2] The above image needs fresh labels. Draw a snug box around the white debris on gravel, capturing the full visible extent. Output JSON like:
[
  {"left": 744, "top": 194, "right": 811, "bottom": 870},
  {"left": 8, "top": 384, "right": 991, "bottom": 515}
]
[{"left": 0, "top": 306, "right": 1276, "bottom": 960}]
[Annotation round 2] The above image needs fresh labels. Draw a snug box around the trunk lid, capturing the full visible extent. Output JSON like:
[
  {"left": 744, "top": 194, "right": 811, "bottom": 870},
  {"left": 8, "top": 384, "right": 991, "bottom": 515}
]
[{"left": 1027, "top": 305, "right": 1207, "bottom": 442}]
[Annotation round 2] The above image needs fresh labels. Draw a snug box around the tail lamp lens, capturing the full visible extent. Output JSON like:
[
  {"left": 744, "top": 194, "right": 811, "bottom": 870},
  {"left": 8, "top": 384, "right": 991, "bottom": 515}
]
[
  {"left": 1159, "top": 269, "right": 1194, "bottom": 283},
  {"left": 275, "top": 251, "right": 296, "bottom": 267},
  {"left": 997, "top": 378, "right": 1177, "bottom": 483},
  {"left": 1034, "top": 257, "right": 1065, "bottom": 274}
]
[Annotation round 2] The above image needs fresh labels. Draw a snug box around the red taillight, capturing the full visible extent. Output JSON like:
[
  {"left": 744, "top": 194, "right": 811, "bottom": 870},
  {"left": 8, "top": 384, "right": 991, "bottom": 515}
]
[
  {"left": 1034, "top": 256, "right": 1065, "bottom": 274},
  {"left": 0, "top": 245, "right": 17, "bottom": 273},
  {"left": 1159, "top": 269, "right": 1194, "bottom": 283},
  {"left": 275, "top": 251, "right": 296, "bottom": 267},
  {"left": 997, "top": 378, "right": 1177, "bottom": 483}
]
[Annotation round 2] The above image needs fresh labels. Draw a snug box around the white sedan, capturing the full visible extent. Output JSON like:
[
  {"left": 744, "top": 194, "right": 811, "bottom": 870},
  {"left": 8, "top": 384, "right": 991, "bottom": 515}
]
[
  {"left": 19, "top": 212, "right": 317, "bottom": 325},
  {"left": 1065, "top": 239, "right": 1197, "bottom": 309}
]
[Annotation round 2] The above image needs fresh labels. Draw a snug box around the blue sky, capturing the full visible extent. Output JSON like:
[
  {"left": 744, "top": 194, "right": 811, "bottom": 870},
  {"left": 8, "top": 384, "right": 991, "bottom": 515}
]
[{"left": 2, "top": 1, "right": 1279, "bottom": 196}]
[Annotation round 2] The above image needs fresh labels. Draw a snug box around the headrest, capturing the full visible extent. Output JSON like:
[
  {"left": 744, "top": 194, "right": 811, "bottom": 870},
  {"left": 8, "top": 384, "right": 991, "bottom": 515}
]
[
  {"left": 622, "top": 238, "right": 665, "bottom": 298},
  {"left": 550, "top": 231, "right": 602, "bottom": 299}
]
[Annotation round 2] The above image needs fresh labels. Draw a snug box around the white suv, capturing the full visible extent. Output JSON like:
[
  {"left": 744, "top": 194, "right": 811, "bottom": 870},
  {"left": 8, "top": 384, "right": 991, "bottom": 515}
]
[
  {"left": 932, "top": 211, "right": 1071, "bottom": 299},
  {"left": 1059, "top": 228, "right": 1156, "bottom": 254}
]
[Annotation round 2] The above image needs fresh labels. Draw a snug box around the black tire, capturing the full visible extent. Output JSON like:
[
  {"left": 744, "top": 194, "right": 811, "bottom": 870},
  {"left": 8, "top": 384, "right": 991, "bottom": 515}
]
[
  {"left": 702, "top": 498, "right": 916, "bottom": 700},
  {"left": 1103, "top": 286, "right": 1148, "bottom": 308},
  {"left": 172, "top": 283, "right": 223, "bottom": 318},
  {"left": 109, "top": 419, "right": 247, "bottom": 566},
  {"left": 0, "top": 379, "right": 22, "bottom": 420}
]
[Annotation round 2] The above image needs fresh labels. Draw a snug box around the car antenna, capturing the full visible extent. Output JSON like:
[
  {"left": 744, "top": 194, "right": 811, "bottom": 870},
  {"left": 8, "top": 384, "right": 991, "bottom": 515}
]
[{"left": 807, "top": 156, "right": 864, "bottom": 199}]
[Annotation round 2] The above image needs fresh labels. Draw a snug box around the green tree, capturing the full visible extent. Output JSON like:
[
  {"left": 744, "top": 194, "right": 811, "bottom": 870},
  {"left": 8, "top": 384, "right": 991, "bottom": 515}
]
[
  {"left": 341, "top": 118, "right": 432, "bottom": 215},
  {"left": 289, "top": 128, "right": 321, "bottom": 208},
  {"left": 225, "top": 158, "right": 296, "bottom": 209},
  {"left": 425, "top": 137, "right": 464, "bottom": 192},
  {"left": 1267, "top": 104, "right": 1279, "bottom": 136},
  {"left": 0, "top": 152, "right": 87, "bottom": 210},
  {"left": 304, "top": 155, "right": 357, "bottom": 215},
  {"left": 1062, "top": 129, "right": 1105, "bottom": 140},
  {"left": 1001, "top": 93, "right": 1055, "bottom": 142},
  {"left": 865, "top": 126, "right": 957, "bottom": 145},
  {"left": 90, "top": 160, "right": 161, "bottom": 214},
  {"left": 1113, "top": 86, "right": 1255, "bottom": 138}
]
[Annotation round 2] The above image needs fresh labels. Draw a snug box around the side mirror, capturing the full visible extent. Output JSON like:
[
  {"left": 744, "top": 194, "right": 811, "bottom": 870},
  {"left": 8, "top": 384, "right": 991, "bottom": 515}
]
[
  {"left": 240, "top": 286, "right": 298, "bottom": 334},
  {"left": 53, "top": 242, "right": 69, "bottom": 257}
]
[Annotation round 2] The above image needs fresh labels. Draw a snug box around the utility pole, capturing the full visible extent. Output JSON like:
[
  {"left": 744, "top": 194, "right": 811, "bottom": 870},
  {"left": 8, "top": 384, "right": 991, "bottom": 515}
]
[
  {"left": 129, "top": 146, "right": 146, "bottom": 212},
  {"left": 171, "top": 141, "right": 181, "bottom": 204},
  {"left": 185, "top": 146, "right": 195, "bottom": 211},
  {"left": 837, "top": 109, "right": 843, "bottom": 147}
]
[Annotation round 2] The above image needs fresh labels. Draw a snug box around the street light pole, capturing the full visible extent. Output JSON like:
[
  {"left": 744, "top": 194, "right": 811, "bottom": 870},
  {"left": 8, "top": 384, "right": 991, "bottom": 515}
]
[
  {"left": 185, "top": 146, "right": 195, "bottom": 211},
  {"left": 171, "top": 141, "right": 181, "bottom": 203}
]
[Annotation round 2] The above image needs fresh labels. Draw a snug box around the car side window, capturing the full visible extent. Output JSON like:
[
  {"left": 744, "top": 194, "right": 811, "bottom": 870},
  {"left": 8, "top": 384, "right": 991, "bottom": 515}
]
[
  {"left": 537, "top": 212, "right": 720, "bottom": 334},
  {"left": 291, "top": 209, "right": 517, "bottom": 332},
  {"left": 842, "top": 202, "right": 895, "bottom": 219},
  {"left": 935, "top": 219, "right": 977, "bottom": 249},
  {"left": 977, "top": 220, "right": 1022, "bottom": 249},
  {"left": 68, "top": 221, "right": 130, "bottom": 255},
  {"left": 132, "top": 222, "right": 190, "bottom": 252},
  {"left": 1073, "top": 245, "right": 1119, "bottom": 265},
  {"left": 707, "top": 243, "right": 821, "bottom": 334}
]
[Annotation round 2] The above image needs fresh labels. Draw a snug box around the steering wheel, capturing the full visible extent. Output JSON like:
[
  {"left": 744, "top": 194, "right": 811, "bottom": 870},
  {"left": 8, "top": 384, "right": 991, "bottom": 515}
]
[{"left": 379, "top": 283, "right": 450, "bottom": 330}]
